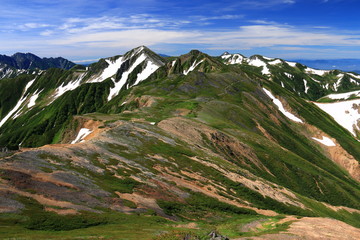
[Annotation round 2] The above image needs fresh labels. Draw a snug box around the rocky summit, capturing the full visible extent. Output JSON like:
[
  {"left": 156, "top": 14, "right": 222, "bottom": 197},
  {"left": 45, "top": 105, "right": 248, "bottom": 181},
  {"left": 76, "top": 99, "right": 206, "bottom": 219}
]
[{"left": 0, "top": 46, "right": 360, "bottom": 239}]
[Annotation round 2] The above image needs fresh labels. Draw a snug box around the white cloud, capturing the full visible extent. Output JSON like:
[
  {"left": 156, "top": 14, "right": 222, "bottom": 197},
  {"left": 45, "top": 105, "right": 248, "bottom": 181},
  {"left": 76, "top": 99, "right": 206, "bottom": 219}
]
[
  {"left": 19, "top": 23, "right": 51, "bottom": 30},
  {"left": 197, "top": 15, "right": 245, "bottom": 21}
]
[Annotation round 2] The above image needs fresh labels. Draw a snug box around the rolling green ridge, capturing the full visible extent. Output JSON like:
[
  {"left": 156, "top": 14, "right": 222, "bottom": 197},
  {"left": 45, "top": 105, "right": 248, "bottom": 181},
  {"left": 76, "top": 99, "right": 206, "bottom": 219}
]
[{"left": 0, "top": 46, "right": 360, "bottom": 239}]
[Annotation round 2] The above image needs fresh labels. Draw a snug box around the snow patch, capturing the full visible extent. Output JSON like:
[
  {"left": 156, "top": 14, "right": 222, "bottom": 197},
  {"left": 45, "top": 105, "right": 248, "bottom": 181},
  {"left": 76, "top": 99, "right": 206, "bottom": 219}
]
[
  {"left": 303, "top": 79, "right": 310, "bottom": 94},
  {"left": 108, "top": 53, "right": 147, "bottom": 101},
  {"left": 263, "top": 88, "right": 303, "bottom": 123},
  {"left": 284, "top": 72, "right": 293, "bottom": 78},
  {"left": 312, "top": 136, "right": 336, "bottom": 147},
  {"left": 183, "top": 59, "right": 204, "bottom": 75},
  {"left": 262, "top": 56, "right": 273, "bottom": 60},
  {"left": 90, "top": 57, "right": 124, "bottom": 83},
  {"left": 305, "top": 67, "right": 328, "bottom": 76},
  {"left": 0, "top": 97, "right": 27, "bottom": 127},
  {"left": 133, "top": 60, "right": 160, "bottom": 86},
  {"left": 268, "top": 59, "right": 282, "bottom": 65},
  {"left": 54, "top": 73, "right": 85, "bottom": 100},
  {"left": 221, "top": 54, "right": 232, "bottom": 60},
  {"left": 0, "top": 78, "right": 36, "bottom": 127},
  {"left": 71, "top": 128, "right": 92, "bottom": 144},
  {"left": 28, "top": 90, "right": 42, "bottom": 108},
  {"left": 348, "top": 73, "right": 360, "bottom": 79},
  {"left": 326, "top": 90, "right": 360, "bottom": 100},
  {"left": 223, "top": 54, "right": 244, "bottom": 64},
  {"left": 350, "top": 78, "right": 359, "bottom": 85},
  {"left": 286, "top": 61, "right": 297, "bottom": 67},
  {"left": 248, "top": 57, "right": 270, "bottom": 75},
  {"left": 333, "top": 74, "right": 344, "bottom": 91},
  {"left": 314, "top": 99, "right": 360, "bottom": 136}
]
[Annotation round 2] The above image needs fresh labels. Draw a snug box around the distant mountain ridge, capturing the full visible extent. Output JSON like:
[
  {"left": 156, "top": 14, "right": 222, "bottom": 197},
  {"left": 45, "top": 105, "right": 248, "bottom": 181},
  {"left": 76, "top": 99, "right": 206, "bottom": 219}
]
[
  {"left": 0, "top": 52, "right": 75, "bottom": 70},
  {"left": 292, "top": 58, "right": 360, "bottom": 73}
]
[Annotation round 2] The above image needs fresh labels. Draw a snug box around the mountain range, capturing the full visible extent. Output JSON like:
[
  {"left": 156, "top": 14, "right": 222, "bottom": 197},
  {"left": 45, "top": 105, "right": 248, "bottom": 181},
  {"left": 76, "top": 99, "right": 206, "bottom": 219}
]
[
  {"left": 0, "top": 46, "right": 359, "bottom": 239},
  {"left": 0, "top": 52, "right": 75, "bottom": 79}
]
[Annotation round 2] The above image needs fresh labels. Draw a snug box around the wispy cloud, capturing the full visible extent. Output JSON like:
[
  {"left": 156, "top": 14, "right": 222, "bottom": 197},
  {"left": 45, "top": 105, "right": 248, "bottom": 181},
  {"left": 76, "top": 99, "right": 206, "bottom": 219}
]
[
  {"left": 196, "top": 15, "right": 245, "bottom": 21},
  {"left": 46, "top": 21, "right": 360, "bottom": 50},
  {"left": 2, "top": 17, "right": 360, "bottom": 59},
  {"left": 232, "top": 0, "right": 296, "bottom": 9}
]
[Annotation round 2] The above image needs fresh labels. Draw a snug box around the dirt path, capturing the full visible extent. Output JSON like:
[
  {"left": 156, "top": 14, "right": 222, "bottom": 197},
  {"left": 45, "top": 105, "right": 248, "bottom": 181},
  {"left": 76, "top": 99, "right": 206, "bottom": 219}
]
[{"left": 234, "top": 217, "right": 360, "bottom": 240}]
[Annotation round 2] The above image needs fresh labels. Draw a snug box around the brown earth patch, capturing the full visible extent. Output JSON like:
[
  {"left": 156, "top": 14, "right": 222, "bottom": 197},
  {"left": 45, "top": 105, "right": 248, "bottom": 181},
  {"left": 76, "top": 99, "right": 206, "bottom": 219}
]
[
  {"left": 175, "top": 222, "right": 199, "bottom": 229},
  {"left": 0, "top": 183, "right": 96, "bottom": 212},
  {"left": 235, "top": 217, "right": 360, "bottom": 240},
  {"left": 153, "top": 165, "right": 277, "bottom": 216},
  {"left": 306, "top": 124, "right": 360, "bottom": 182},
  {"left": 173, "top": 108, "right": 191, "bottom": 116},
  {"left": 44, "top": 207, "right": 78, "bottom": 215},
  {"left": 322, "top": 202, "right": 360, "bottom": 214},
  {"left": 189, "top": 156, "right": 306, "bottom": 210},
  {"left": 158, "top": 117, "right": 271, "bottom": 173}
]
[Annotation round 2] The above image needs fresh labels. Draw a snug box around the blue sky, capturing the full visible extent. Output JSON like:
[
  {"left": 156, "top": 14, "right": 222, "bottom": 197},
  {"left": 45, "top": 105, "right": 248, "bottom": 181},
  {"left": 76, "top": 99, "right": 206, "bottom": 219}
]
[{"left": 1, "top": 0, "right": 360, "bottom": 62}]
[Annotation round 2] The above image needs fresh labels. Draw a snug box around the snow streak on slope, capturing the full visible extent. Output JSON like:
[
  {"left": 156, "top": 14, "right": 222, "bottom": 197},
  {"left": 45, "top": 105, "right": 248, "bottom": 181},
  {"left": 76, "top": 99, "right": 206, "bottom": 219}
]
[
  {"left": 334, "top": 74, "right": 344, "bottom": 91},
  {"left": 303, "top": 80, "right": 310, "bottom": 94},
  {"left": 54, "top": 73, "right": 85, "bottom": 100},
  {"left": 28, "top": 90, "right": 42, "bottom": 108},
  {"left": 326, "top": 90, "right": 360, "bottom": 100},
  {"left": 0, "top": 78, "right": 36, "bottom": 127},
  {"left": 248, "top": 57, "right": 270, "bottom": 75},
  {"left": 133, "top": 60, "right": 160, "bottom": 86},
  {"left": 71, "top": 128, "right": 92, "bottom": 144},
  {"left": 183, "top": 59, "right": 204, "bottom": 75},
  {"left": 315, "top": 100, "right": 360, "bottom": 136},
  {"left": 263, "top": 88, "right": 303, "bottom": 123},
  {"left": 312, "top": 136, "right": 336, "bottom": 146},
  {"left": 90, "top": 57, "right": 124, "bottom": 83},
  {"left": 108, "top": 54, "right": 147, "bottom": 101}
]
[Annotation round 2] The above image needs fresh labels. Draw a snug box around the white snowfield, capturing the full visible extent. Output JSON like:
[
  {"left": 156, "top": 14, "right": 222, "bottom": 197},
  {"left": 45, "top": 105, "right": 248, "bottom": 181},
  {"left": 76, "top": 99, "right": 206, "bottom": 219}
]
[
  {"left": 263, "top": 88, "right": 303, "bottom": 123},
  {"left": 268, "top": 59, "right": 282, "bottom": 65},
  {"left": 325, "top": 90, "right": 360, "bottom": 100},
  {"left": 71, "top": 128, "right": 93, "bottom": 144},
  {"left": 183, "top": 59, "right": 204, "bottom": 75},
  {"left": 286, "top": 61, "right": 297, "bottom": 67},
  {"left": 248, "top": 57, "right": 270, "bottom": 75},
  {"left": 312, "top": 136, "right": 336, "bottom": 147},
  {"left": 314, "top": 99, "right": 360, "bottom": 137},
  {"left": 305, "top": 67, "right": 328, "bottom": 76}
]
